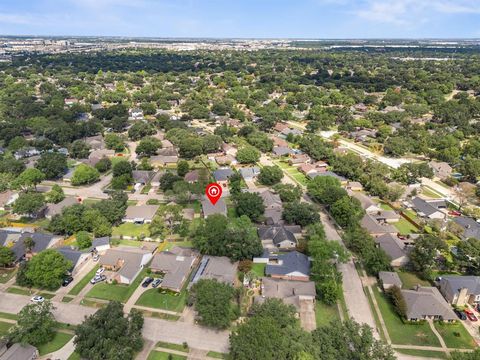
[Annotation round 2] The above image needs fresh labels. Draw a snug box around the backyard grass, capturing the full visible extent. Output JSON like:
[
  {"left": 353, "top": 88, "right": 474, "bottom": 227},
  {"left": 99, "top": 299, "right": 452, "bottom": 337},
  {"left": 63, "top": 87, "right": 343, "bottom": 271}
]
[
  {"left": 136, "top": 288, "right": 187, "bottom": 313},
  {"left": 147, "top": 351, "right": 187, "bottom": 360},
  {"left": 0, "top": 321, "right": 13, "bottom": 336},
  {"left": 0, "top": 268, "right": 16, "bottom": 283},
  {"left": 372, "top": 286, "right": 441, "bottom": 347},
  {"left": 68, "top": 265, "right": 99, "bottom": 295},
  {"left": 7, "top": 287, "right": 33, "bottom": 296},
  {"left": 164, "top": 240, "right": 193, "bottom": 250},
  {"left": 0, "top": 311, "right": 19, "bottom": 321},
  {"left": 37, "top": 332, "right": 74, "bottom": 356},
  {"left": 395, "top": 349, "right": 448, "bottom": 359},
  {"left": 156, "top": 341, "right": 189, "bottom": 353},
  {"left": 379, "top": 203, "right": 395, "bottom": 211},
  {"left": 112, "top": 223, "right": 150, "bottom": 238},
  {"left": 116, "top": 239, "right": 146, "bottom": 247},
  {"left": 397, "top": 271, "right": 431, "bottom": 289},
  {"left": 250, "top": 263, "right": 266, "bottom": 278},
  {"left": 394, "top": 218, "right": 418, "bottom": 235},
  {"left": 421, "top": 186, "right": 443, "bottom": 199},
  {"left": 86, "top": 268, "right": 148, "bottom": 303},
  {"left": 273, "top": 160, "right": 309, "bottom": 186},
  {"left": 434, "top": 322, "right": 476, "bottom": 349},
  {"left": 207, "top": 351, "right": 228, "bottom": 359},
  {"left": 315, "top": 301, "right": 340, "bottom": 328}
]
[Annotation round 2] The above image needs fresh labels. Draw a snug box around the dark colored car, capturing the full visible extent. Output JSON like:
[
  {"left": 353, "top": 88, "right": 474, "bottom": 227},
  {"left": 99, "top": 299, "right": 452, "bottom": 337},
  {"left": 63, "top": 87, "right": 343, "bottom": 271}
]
[
  {"left": 142, "top": 277, "right": 154, "bottom": 288},
  {"left": 454, "top": 309, "right": 467, "bottom": 320},
  {"left": 62, "top": 276, "right": 74, "bottom": 287}
]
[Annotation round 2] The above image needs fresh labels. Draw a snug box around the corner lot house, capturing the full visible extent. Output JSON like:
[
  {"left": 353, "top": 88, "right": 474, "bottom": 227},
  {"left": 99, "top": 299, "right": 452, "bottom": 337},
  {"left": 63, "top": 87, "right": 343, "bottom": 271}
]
[
  {"left": 401, "top": 286, "right": 457, "bottom": 322},
  {"left": 439, "top": 276, "right": 480, "bottom": 306},
  {"left": 190, "top": 255, "right": 237, "bottom": 287},
  {"left": 150, "top": 247, "right": 198, "bottom": 292},
  {"left": 99, "top": 247, "right": 153, "bottom": 284},
  {"left": 379, "top": 271, "right": 402, "bottom": 290},
  {"left": 123, "top": 205, "right": 159, "bottom": 224},
  {"left": 265, "top": 251, "right": 310, "bottom": 281}
]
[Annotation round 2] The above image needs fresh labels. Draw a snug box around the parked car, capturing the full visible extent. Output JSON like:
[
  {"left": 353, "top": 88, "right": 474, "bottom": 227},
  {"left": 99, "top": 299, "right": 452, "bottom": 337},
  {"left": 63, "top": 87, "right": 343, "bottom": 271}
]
[
  {"left": 31, "top": 296, "right": 44, "bottom": 303},
  {"left": 142, "top": 277, "right": 154, "bottom": 288},
  {"left": 449, "top": 210, "right": 462, "bottom": 216},
  {"left": 62, "top": 276, "right": 74, "bottom": 287},
  {"left": 152, "top": 278, "right": 162, "bottom": 288},
  {"left": 454, "top": 309, "right": 467, "bottom": 320},
  {"left": 93, "top": 254, "right": 100, "bottom": 262},
  {"left": 96, "top": 267, "right": 105, "bottom": 276},
  {"left": 464, "top": 309, "right": 478, "bottom": 321},
  {"left": 90, "top": 275, "right": 106, "bottom": 284}
]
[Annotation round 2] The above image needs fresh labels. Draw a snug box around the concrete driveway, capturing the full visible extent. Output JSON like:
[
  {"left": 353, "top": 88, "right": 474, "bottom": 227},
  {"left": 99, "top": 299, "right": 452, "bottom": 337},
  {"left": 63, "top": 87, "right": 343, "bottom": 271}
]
[{"left": 299, "top": 299, "right": 316, "bottom": 332}]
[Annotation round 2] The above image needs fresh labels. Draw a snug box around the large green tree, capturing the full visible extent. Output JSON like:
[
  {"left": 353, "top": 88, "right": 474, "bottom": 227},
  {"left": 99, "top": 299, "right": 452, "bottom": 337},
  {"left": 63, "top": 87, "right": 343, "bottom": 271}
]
[
  {"left": 35, "top": 152, "right": 68, "bottom": 179},
  {"left": 234, "top": 192, "right": 265, "bottom": 222}
]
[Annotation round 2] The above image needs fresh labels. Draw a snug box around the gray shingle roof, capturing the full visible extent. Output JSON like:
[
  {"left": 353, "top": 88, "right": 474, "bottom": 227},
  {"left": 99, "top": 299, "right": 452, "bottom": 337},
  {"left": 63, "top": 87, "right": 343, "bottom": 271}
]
[
  {"left": 92, "top": 236, "right": 110, "bottom": 248},
  {"left": 440, "top": 276, "right": 480, "bottom": 298},
  {"left": 124, "top": 205, "right": 159, "bottom": 221},
  {"left": 258, "top": 225, "right": 301, "bottom": 246},
  {"left": 402, "top": 286, "right": 457, "bottom": 321},
  {"left": 272, "top": 146, "right": 293, "bottom": 156},
  {"left": 191, "top": 255, "right": 237, "bottom": 285},
  {"left": 412, "top": 197, "right": 445, "bottom": 217},
  {"left": 257, "top": 277, "right": 315, "bottom": 310},
  {"left": 375, "top": 233, "right": 407, "bottom": 261},
  {"left": 266, "top": 251, "right": 310, "bottom": 277},
  {"left": 360, "top": 214, "right": 397, "bottom": 235},
  {"left": 379, "top": 271, "right": 402, "bottom": 288},
  {"left": 454, "top": 217, "right": 480, "bottom": 240},
  {"left": 151, "top": 247, "right": 198, "bottom": 291},
  {"left": 201, "top": 198, "right": 227, "bottom": 217},
  {"left": 213, "top": 168, "right": 234, "bottom": 182}
]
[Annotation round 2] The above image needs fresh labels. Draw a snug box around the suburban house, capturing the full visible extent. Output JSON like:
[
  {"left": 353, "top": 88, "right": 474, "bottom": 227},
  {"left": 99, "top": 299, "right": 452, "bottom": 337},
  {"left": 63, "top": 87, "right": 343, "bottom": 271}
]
[
  {"left": 150, "top": 155, "right": 179, "bottom": 167},
  {"left": 453, "top": 217, "right": 480, "bottom": 240},
  {"left": 99, "top": 247, "right": 153, "bottom": 284},
  {"left": 44, "top": 197, "right": 78, "bottom": 219},
  {"left": 271, "top": 135, "right": 289, "bottom": 147},
  {"left": 349, "top": 191, "right": 381, "bottom": 213},
  {"left": 439, "top": 276, "right": 480, "bottom": 306},
  {"left": 379, "top": 271, "right": 402, "bottom": 290},
  {"left": 84, "top": 135, "right": 105, "bottom": 151},
  {"left": 360, "top": 213, "right": 397, "bottom": 237},
  {"left": 222, "top": 143, "right": 238, "bottom": 157},
  {"left": 401, "top": 286, "right": 457, "bottom": 322},
  {"left": 265, "top": 251, "right": 311, "bottom": 281},
  {"left": 374, "top": 233, "right": 409, "bottom": 267},
  {"left": 89, "top": 149, "right": 115, "bottom": 160},
  {"left": 215, "top": 154, "right": 237, "bottom": 166},
  {"left": 347, "top": 181, "right": 364, "bottom": 191},
  {"left": 288, "top": 153, "right": 311, "bottom": 165},
  {"left": 272, "top": 146, "right": 294, "bottom": 157},
  {"left": 0, "top": 230, "right": 61, "bottom": 263},
  {"left": 245, "top": 189, "right": 283, "bottom": 224},
  {"left": 213, "top": 168, "right": 234, "bottom": 187},
  {"left": 129, "top": 108, "right": 144, "bottom": 120},
  {"left": 201, "top": 198, "right": 227, "bottom": 218},
  {"left": 429, "top": 161, "right": 452, "bottom": 180},
  {"left": 0, "top": 191, "right": 18, "bottom": 211},
  {"left": 274, "top": 122, "right": 290, "bottom": 133},
  {"left": 411, "top": 197, "right": 447, "bottom": 219},
  {"left": 161, "top": 139, "right": 174, "bottom": 148},
  {"left": 123, "top": 205, "right": 160, "bottom": 224},
  {"left": 151, "top": 171, "right": 164, "bottom": 188},
  {"left": 369, "top": 210, "right": 401, "bottom": 223},
  {"left": 258, "top": 225, "right": 302, "bottom": 249},
  {"left": 132, "top": 171, "right": 154, "bottom": 185},
  {"left": 57, "top": 247, "right": 90, "bottom": 275},
  {"left": 298, "top": 162, "right": 328, "bottom": 178},
  {"left": 190, "top": 255, "right": 238, "bottom": 287},
  {"left": 157, "top": 147, "right": 178, "bottom": 157},
  {"left": 92, "top": 237, "right": 111, "bottom": 252},
  {"left": 184, "top": 170, "right": 200, "bottom": 183},
  {"left": 0, "top": 342, "right": 38, "bottom": 360},
  {"left": 150, "top": 247, "right": 198, "bottom": 292},
  {"left": 239, "top": 167, "right": 260, "bottom": 181},
  {"left": 308, "top": 171, "right": 347, "bottom": 184}
]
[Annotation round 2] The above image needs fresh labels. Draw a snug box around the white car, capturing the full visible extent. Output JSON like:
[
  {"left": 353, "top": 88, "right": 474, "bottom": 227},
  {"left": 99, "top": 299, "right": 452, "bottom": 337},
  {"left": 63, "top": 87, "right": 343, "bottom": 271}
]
[
  {"left": 31, "top": 296, "right": 44, "bottom": 303},
  {"left": 93, "top": 254, "right": 100, "bottom": 262},
  {"left": 96, "top": 267, "right": 105, "bottom": 276}
]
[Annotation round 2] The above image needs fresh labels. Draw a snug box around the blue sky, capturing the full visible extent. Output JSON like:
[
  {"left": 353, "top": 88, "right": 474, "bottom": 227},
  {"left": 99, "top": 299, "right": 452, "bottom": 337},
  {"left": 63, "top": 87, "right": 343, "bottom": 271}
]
[{"left": 0, "top": 0, "right": 479, "bottom": 38}]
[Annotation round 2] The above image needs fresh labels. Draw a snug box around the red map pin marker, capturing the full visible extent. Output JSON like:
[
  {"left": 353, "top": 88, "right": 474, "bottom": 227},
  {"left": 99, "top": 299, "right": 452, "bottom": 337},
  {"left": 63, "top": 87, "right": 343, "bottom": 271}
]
[{"left": 206, "top": 183, "right": 222, "bottom": 205}]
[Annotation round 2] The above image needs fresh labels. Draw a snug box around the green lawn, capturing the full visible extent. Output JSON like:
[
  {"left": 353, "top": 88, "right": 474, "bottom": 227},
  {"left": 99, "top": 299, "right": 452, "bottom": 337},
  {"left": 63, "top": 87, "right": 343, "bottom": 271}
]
[
  {"left": 250, "top": 263, "right": 266, "bottom": 278},
  {"left": 421, "top": 187, "right": 442, "bottom": 199},
  {"left": 372, "top": 287, "right": 441, "bottom": 347},
  {"left": 395, "top": 349, "right": 448, "bottom": 359},
  {"left": 0, "top": 321, "right": 14, "bottom": 336},
  {"left": 67, "top": 352, "right": 81, "bottom": 360},
  {"left": 315, "top": 301, "right": 340, "bottom": 328},
  {"left": 147, "top": 351, "right": 187, "bottom": 360},
  {"left": 86, "top": 268, "right": 148, "bottom": 303},
  {"left": 116, "top": 239, "right": 146, "bottom": 247},
  {"left": 394, "top": 218, "right": 418, "bottom": 235},
  {"left": 7, "top": 287, "right": 32, "bottom": 296},
  {"left": 364, "top": 287, "right": 387, "bottom": 342},
  {"left": 62, "top": 296, "right": 74, "bottom": 303},
  {"left": 112, "top": 223, "right": 150, "bottom": 238},
  {"left": 397, "top": 271, "right": 431, "bottom": 289},
  {"left": 0, "top": 268, "right": 16, "bottom": 283},
  {"left": 37, "top": 332, "right": 74, "bottom": 356},
  {"left": 0, "top": 311, "right": 19, "bottom": 321},
  {"left": 164, "top": 241, "right": 193, "bottom": 251},
  {"left": 136, "top": 288, "right": 187, "bottom": 313},
  {"left": 156, "top": 341, "right": 189, "bottom": 353},
  {"left": 68, "top": 265, "right": 99, "bottom": 295},
  {"left": 379, "top": 203, "right": 395, "bottom": 211},
  {"left": 273, "top": 160, "right": 308, "bottom": 186},
  {"left": 434, "top": 322, "right": 476, "bottom": 349},
  {"left": 207, "top": 351, "right": 228, "bottom": 359},
  {"left": 38, "top": 292, "right": 55, "bottom": 299}
]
